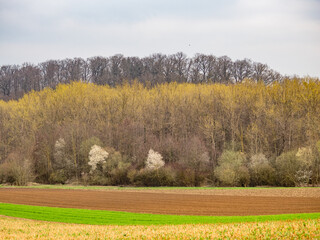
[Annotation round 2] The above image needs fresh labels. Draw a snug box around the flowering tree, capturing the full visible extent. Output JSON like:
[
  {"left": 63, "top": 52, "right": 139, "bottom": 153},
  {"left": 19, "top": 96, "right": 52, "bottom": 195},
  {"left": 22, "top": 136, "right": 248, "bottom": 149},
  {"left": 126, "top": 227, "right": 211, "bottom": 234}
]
[
  {"left": 54, "top": 138, "right": 66, "bottom": 159},
  {"left": 145, "top": 149, "right": 165, "bottom": 170},
  {"left": 296, "top": 147, "right": 313, "bottom": 169},
  {"left": 88, "top": 145, "right": 109, "bottom": 172},
  {"left": 53, "top": 138, "right": 70, "bottom": 170},
  {"left": 295, "top": 147, "right": 313, "bottom": 186}
]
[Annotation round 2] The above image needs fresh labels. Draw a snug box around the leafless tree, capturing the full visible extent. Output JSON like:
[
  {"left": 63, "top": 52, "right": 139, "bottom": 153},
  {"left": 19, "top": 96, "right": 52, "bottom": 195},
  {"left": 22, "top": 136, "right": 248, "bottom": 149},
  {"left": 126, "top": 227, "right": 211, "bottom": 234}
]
[
  {"left": 216, "top": 56, "right": 232, "bottom": 83},
  {"left": 232, "top": 59, "right": 253, "bottom": 83},
  {"left": 172, "top": 52, "right": 188, "bottom": 83},
  {"left": 88, "top": 56, "right": 109, "bottom": 85},
  {"left": 109, "top": 54, "right": 124, "bottom": 86},
  {"left": 0, "top": 52, "right": 283, "bottom": 100},
  {"left": 0, "top": 65, "right": 14, "bottom": 97}
]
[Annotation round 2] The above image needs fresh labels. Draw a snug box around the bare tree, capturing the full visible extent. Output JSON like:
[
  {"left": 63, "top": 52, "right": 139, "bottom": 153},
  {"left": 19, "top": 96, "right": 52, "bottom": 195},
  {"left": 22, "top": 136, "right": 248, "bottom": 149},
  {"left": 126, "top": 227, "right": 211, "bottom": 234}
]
[
  {"left": 163, "top": 55, "right": 176, "bottom": 83},
  {"left": 39, "top": 60, "right": 60, "bottom": 89},
  {"left": 0, "top": 52, "right": 283, "bottom": 100},
  {"left": 0, "top": 66, "right": 14, "bottom": 97},
  {"left": 88, "top": 57, "right": 109, "bottom": 85},
  {"left": 172, "top": 52, "right": 188, "bottom": 83},
  {"left": 19, "top": 63, "right": 41, "bottom": 93},
  {"left": 142, "top": 53, "right": 166, "bottom": 85},
  {"left": 121, "top": 56, "right": 144, "bottom": 82},
  {"left": 252, "top": 62, "right": 268, "bottom": 82},
  {"left": 216, "top": 56, "right": 232, "bottom": 83},
  {"left": 232, "top": 59, "right": 253, "bottom": 83},
  {"left": 109, "top": 54, "right": 124, "bottom": 86}
]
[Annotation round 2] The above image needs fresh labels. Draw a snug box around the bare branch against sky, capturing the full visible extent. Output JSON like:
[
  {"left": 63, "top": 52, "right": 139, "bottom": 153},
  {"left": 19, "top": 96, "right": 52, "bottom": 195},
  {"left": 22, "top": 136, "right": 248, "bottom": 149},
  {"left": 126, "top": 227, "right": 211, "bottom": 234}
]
[{"left": 0, "top": 0, "right": 319, "bottom": 77}]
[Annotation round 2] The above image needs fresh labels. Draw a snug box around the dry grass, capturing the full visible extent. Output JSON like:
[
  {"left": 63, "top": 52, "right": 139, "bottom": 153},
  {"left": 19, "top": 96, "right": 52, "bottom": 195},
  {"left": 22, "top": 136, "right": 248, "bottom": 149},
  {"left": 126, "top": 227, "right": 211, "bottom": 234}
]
[{"left": 0, "top": 216, "right": 319, "bottom": 239}]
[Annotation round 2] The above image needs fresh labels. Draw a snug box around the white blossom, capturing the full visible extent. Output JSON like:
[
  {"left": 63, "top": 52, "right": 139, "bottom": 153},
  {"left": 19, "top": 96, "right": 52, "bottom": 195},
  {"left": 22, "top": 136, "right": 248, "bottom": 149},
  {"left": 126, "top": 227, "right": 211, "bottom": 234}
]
[
  {"left": 249, "top": 153, "right": 268, "bottom": 169},
  {"left": 54, "top": 138, "right": 66, "bottom": 154},
  {"left": 54, "top": 138, "right": 66, "bottom": 166},
  {"left": 88, "top": 145, "right": 109, "bottom": 172},
  {"left": 145, "top": 149, "right": 165, "bottom": 170},
  {"left": 296, "top": 147, "right": 313, "bottom": 168},
  {"left": 295, "top": 169, "right": 312, "bottom": 186}
]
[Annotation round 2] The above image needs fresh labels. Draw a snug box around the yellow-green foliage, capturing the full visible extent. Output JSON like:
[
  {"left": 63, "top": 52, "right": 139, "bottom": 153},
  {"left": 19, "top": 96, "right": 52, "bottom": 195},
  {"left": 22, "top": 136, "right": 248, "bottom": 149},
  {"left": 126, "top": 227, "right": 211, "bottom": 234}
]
[
  {"left": 0, "top": 216, "right": 319, "bottom": 239},
  {"left": 0, "top": 79, "right": 320, "bottom": 185}
]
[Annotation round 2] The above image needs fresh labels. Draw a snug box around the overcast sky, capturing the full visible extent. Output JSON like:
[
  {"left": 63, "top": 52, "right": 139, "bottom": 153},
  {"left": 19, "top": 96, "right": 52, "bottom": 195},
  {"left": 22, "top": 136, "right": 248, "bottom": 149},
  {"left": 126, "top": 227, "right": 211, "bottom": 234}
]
[{"left": 0, "top": 0, "right": 319, "bottom": 77}]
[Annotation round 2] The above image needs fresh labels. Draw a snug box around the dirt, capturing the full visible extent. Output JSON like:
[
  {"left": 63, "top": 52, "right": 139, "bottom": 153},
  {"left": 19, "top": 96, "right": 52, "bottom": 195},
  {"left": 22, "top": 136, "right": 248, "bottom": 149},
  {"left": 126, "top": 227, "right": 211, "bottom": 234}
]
[
  {"left": 0, "top": 188, "right": 319, "bottom": 216},
  {"left": 101, "top": 188, "right": 320, "bottom": 198}
]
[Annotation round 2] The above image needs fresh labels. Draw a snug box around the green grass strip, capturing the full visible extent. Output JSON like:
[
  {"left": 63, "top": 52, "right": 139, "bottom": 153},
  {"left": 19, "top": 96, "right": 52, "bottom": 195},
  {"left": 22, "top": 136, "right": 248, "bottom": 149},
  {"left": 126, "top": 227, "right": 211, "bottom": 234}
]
[{"left": 0, "top": 203, "right": 319, "bottom": 225}]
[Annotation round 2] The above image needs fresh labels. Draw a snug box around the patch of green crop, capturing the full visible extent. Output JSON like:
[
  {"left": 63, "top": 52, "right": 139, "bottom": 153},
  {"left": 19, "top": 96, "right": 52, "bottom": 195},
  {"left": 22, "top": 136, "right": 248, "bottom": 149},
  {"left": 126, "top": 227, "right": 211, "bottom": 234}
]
[{"left": 0, "top": 203, "right": 319, "bottom": 225}]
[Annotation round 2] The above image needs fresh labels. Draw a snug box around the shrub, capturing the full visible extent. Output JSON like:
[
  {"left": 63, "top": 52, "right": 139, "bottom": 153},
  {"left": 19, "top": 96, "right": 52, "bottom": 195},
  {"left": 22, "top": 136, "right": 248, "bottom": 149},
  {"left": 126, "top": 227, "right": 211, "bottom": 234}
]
[
  {"left": 87, "top": 147, "right": 131, "bottom": 185},
  {"left": 175, "top": 168, "right": 197, "bottom": 187},
  {"left": 214, "top": 150, "right": 249, "bottom": 186},
  {"left": 311, "top": 141, "right": 320, "bottom": 185},
  {"left": 249, "top": 153, "right": 275, "bottom": 186},
  {"left": 49, "top": 170, "right": 68, "bottom": 184},
  {"left": 88, "top": 173, "right": 108, "bottom": 185},
  {"left": 275, "top": 151, "right": 301, "bottom": 186},
  {"left": 214, "top": 164, "right": 236, "bottom": 186},
  {"left": 295, "top": 170, "right": 312, "bottom": 186},
  {"left": 238, "top": 166, "right": 251, "bottom": 187},
  {"left": 295, "top": 147, "right": 314, "bottom": 186},
  {"left": 0, "top": 153, "right": 33, "bottom": 186},
  {"left": 296, "top": 147, "right": 313, "bottom": 169},
  {"left": 129, "top": 167, "right": 176, "bottom": 186},
  {"left": 103, "top": 148, "right": 131, "bottom": 185},
  {"left": 179, "top": 137, "right": 211, "bottom": 186}
]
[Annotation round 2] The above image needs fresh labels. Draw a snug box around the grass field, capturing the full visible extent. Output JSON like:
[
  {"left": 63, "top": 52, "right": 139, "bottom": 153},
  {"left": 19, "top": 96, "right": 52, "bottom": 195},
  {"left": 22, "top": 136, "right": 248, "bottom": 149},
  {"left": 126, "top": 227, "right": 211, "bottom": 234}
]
[
  {"left": 0, "top": 216, "right": 319, "bottom": 239},
  {"left": 0, "top": 202, "right": 319, "bottom": 225}
]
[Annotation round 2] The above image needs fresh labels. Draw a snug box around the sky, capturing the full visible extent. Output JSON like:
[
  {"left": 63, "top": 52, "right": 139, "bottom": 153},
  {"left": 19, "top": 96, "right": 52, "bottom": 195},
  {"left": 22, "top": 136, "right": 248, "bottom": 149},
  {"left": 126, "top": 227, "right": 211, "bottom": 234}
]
[{"left": 0, "top": 0, "right": 319, "bottom": 77}]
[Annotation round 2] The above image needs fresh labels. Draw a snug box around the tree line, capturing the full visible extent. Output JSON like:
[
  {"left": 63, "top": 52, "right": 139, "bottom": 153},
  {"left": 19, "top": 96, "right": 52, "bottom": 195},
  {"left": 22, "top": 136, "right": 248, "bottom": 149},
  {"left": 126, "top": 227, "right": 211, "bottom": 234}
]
[
  {"left": 0, "top": 80, "right": 319, "bottom": 186},
  {"left": 0, "top": 52, "right": 283, "bottom": 100}
]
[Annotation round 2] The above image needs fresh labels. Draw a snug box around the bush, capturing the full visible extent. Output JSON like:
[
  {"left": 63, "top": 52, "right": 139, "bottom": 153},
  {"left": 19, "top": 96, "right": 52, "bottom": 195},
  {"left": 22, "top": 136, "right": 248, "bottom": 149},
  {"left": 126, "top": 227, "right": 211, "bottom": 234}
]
[
  {"left": 311, "top": 141, "right": 320, "bottom": 185},
  {"left": 275, "top": 151, "right": 302, "bottom": 186},
  {"left": 175, "top": 168, "right": 207, "bottom": 187},
  {"left": 88, "top": 173, "right": 108, "bottom": 185},
  {"left": 0, "top": 153, "right": 33, "bottom": 186},
  {"left": 129, "top": 167, "right": 176, "bottom": 186},
  {"left": 104, "top": 149, "right": 131, "bottom": 185},
  {"left": 249, "top": 153, "right": 275, "bottom": 186},
  {"left": 87, "top": 147, "right": 131, "bottom": 186},
  {"left": 49, "top": 170, "right": 68, "bottom": 184},
  {"left": 238, "top": 166, "right": 250, "bottom": 187},
  {"left": 178, "top": 137, "right": 210, "bottom": 186},
  {"left": 214, "top": 150, "right": 250, "bottom": 186}
]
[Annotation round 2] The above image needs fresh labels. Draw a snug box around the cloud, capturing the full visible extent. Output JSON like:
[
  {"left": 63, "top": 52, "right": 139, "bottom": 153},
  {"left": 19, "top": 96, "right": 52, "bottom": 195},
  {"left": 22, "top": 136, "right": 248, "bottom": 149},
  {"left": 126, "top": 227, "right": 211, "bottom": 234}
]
[{"left": 0, "top": 0, "right": 319, "bottom": 77}]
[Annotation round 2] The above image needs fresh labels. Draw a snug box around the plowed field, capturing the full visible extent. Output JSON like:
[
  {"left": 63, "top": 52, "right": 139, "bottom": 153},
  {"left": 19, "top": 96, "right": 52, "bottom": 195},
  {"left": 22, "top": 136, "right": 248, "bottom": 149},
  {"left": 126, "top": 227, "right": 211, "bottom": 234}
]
[{"left": 0, "top": 188, "right": 319, "bottom": 216}]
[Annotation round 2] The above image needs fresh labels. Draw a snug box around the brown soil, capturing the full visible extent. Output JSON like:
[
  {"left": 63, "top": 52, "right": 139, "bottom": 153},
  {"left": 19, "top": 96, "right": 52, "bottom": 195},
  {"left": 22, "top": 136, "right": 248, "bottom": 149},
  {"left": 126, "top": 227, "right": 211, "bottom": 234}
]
[
  {"left": 0, "top": 188, "right": 319, "bottom": 216},
  {"left": 100, "top": 188, "right": 320, "bottom": 198}
]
